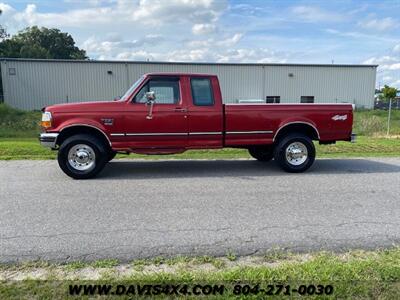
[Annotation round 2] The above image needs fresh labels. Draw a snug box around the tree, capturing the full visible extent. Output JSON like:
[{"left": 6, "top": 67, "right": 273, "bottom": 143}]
[
  {"left": 382, "top": 85, "right": 397, "bottom": 102},
  {"left": 0, "top": 9, "right": 10, "bottom": 40},
  {"left": 0, "top": 26, "right": 87, "bottom": 59}
]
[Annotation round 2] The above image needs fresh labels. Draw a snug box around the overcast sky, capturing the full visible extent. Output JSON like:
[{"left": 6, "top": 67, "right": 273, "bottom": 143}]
[{"left": 0, "top": 0, "right": 399, "bottom": 88}]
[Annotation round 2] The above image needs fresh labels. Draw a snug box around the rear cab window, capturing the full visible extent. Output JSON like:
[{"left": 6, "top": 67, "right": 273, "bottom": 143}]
[{"left": 190, "top": 78, "right": 214, "bottom": 106}]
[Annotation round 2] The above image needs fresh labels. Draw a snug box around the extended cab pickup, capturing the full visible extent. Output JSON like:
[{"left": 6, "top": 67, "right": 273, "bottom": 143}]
[{"left": 40, "top": 73, "right": 355, "bottom": 179}]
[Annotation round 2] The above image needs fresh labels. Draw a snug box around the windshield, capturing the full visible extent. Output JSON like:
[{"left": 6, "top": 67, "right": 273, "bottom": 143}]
[{"left": 121, "top": 76, "right": 145, "bottom": 100}]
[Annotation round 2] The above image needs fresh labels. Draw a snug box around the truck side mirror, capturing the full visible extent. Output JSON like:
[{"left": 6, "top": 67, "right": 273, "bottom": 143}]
[
  {"left": 145, "top": 91, "right": 156, "bottom": 119},
  {"left": 145, "top": 91, "right": 156, "bottom": 103}
]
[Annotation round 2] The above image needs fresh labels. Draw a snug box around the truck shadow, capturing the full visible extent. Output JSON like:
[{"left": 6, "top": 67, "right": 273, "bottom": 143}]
[{"left": 98, "top": 158, "right": 400, "bottom": 180}]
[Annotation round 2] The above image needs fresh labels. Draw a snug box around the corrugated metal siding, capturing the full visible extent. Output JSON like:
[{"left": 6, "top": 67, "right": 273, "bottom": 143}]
[
  {"left": 1, "top": 59, "right": 376, "bottom": 110},
  {"left": 264, "top": 65, "right": 376, "bottom": 107},
  {"left": 1, "top": 60, "right": 129, "bottom": 109}
]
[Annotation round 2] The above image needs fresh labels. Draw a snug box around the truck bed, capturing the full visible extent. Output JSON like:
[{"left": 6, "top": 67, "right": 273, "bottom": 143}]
[{"left": 224, "top": 103, "right": 353, "bottom": 146}]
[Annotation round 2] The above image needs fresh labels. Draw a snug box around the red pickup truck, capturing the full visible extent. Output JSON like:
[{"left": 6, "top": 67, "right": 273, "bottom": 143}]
[{"left": 40, "top": 73, "right": 355, "bottom": 179}]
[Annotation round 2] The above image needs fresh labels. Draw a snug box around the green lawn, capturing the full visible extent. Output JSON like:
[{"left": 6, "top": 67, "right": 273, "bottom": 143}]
[
  {"left": 0, "top": 136, "right": 399, "bottom": 160},
  {"left": 0, "top": 103, "right": 399, "bottom": 160},
  {"left": 1, "top": 248, "right": 399, "bottom": 299}
]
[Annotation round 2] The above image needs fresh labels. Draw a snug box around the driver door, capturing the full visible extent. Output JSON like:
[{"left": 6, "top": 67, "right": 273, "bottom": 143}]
[{"left": 124, "top": 76, "right": 188, "bottom": 149}]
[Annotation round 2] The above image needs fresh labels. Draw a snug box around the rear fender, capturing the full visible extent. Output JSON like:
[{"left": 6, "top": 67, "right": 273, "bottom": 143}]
[{"left": 273, "top": 118, "right": 320, "bottom": 142}]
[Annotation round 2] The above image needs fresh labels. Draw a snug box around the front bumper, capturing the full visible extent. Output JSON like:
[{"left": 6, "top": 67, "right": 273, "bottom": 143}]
[{"left": 39, "top": 133, "right": 59, "bottom": 148}]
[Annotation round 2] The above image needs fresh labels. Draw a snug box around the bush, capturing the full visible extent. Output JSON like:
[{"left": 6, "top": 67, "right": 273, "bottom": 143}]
[
  {"left": 356, "top": 115, "right": 385, "bottom": 135},
  {"left": 0, "top": 104, "right": 41, "bottom": 138},
  {"left": 354, "top": 109, "right": 400, "bottom": 136}
]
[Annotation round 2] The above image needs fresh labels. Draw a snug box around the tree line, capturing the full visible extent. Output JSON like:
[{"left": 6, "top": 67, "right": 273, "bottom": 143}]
[{"left": 0, "top": 10, "right": 86, "bottom": 60}]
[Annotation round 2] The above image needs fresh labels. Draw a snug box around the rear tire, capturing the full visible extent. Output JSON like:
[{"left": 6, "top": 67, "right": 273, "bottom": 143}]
[
  {"left": 274, "top": 133, "right": 315, "bottom": 173},
  {"left": 57, "top": 134, "right": 108, "bottom": 179},
  {"left": 248, "top": 146, "right": 273, "bottom": 162}
]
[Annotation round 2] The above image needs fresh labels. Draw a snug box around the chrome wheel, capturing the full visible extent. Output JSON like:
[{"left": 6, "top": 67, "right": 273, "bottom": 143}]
[
  {"left": 285, "top": 142, "right": 308, "bottom": 166},
  {"left": 67, "top": 144, "right": 96, "bottom": 171}
]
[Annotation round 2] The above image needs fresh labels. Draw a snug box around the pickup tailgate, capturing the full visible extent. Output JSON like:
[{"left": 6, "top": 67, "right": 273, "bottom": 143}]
[{"left": 224, "top": 103, "right": 353, "bottom": 146}]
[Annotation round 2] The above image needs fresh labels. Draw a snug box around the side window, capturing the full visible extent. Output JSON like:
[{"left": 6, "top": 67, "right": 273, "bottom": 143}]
[
  {"left": 134, "top": 79, "right": 180, "bottom": 104},
  {"left": 191, "top": 78, "right": 214, "bottom": 106},
  {"left": 135, "top": 84, "right": 148, "bottom": 103}
]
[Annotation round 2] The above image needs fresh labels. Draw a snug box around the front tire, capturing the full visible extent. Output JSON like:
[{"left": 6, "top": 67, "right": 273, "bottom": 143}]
[
  {"left": 107, "top": 151, "right": 117, "bottom": 162},
  {"left": 274, "top": 134, "right": 315, "bottom": 173},
  {"left": 57, "top": 134, "right": 108, "bottom": 179}
]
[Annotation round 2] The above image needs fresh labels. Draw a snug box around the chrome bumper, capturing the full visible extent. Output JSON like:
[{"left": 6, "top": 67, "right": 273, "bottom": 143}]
[{"left": 39, "top": 133, "right": 59, "bottom": 148}]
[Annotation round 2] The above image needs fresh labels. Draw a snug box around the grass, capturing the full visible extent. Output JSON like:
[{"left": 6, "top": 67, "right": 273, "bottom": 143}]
[
  {"left": 0, "top": 104, "right": 41, "bottom": 138},
  {"left": 90, "top": 259, "right": 120, "bottom": 269},
  {"left": 354, "top": 108, "right": 400, "bottom": 136},
  {"left": 264, "top": 248, "right": 293, "bottom": 262},
  {"left": 0, "top": 248, "right": 399, "bottom": 299},
  {"left": 0, "top": 103, "right": 399, "bottom": 160},
  {"left": 0, "top": 136, "right": 399, "bottom": 160},
  {"left": 226, "top": 251, "right": 237, "bottom": 262}
]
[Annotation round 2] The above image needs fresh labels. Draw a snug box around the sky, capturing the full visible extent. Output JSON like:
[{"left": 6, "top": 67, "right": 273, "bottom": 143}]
[{"left": 0, "top": 0, "right": 399, "bottom": 88}]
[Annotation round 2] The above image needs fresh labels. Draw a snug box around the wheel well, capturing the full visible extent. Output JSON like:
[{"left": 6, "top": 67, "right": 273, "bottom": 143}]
[
  {"left": 274, "top": 123, "right": 319, "bottom": 142},
  {"left": 56, "top": 126, "right": 111, "bottom": 150}
]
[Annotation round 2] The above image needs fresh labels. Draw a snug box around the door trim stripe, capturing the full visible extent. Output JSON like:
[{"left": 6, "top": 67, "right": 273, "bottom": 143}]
[
  {"left": 188, "top": 132, "right": 222, "bottom": 135},
  {"left": 126, "top": 132, "right": 187, "bottom": 136},
  {"left": 226, "top": 130, "right": 273, "bottom": 134},
  {"left": 111, "top": 131, "right": 272, "bottom": 137}
]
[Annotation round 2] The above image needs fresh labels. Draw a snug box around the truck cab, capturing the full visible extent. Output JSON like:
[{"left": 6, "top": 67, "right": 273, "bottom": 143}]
[{"left": 115, "top": 74, "right": 224, "bottom": 152}]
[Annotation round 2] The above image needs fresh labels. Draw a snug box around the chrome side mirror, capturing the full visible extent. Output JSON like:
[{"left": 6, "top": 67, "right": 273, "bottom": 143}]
[
  {"left": 145, "top": 91, "right": 156, "bottom": 102},
  {"left": 145, "top": 91, "right": 156, "bottom": 119}
]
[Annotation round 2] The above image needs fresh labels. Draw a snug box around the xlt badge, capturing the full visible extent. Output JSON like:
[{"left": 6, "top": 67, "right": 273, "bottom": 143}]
[{"left": 101, "top": 118, "right": 114, "bottom": 125}]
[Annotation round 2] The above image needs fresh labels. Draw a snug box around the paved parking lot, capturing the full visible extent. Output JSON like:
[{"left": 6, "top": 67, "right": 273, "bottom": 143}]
[{"left": 0, "top": 158, "right": 399, "bottom": 263}]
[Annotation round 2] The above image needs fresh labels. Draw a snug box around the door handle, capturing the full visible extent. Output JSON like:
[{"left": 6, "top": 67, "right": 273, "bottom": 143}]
[{"left": 174, "top": 108, "right": 187, "bottom": 112}]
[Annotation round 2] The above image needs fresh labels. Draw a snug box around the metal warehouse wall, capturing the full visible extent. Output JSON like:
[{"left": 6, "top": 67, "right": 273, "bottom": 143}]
[{"left": 0, "top": 59, "right": 376, "bottom": 110}]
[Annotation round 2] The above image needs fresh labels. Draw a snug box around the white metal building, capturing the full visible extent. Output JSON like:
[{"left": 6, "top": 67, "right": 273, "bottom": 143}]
[{"left": 0, "top": 58, "right": 377, "bottom": 110}]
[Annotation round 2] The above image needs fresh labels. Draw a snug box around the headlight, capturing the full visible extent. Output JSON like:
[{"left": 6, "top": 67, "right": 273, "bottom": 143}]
[{"left": 41, "top": 112, "right": 52, "bottom": 128}]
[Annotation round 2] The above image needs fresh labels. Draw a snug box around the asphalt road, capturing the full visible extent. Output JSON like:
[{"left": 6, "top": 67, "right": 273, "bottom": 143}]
[{"left": 1, "top": 158, "right": 399, "bottom": 263}]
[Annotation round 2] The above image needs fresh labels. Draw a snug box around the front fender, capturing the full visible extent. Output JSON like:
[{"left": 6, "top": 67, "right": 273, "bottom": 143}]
[{"left": 50, "top": 118, "right": 109, "bottom": 134}]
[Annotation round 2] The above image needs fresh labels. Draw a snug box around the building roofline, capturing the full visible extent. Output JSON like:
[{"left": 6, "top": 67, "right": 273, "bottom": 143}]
[{"left": 0, "top": 58, "right": 379, "bottom": 68}]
